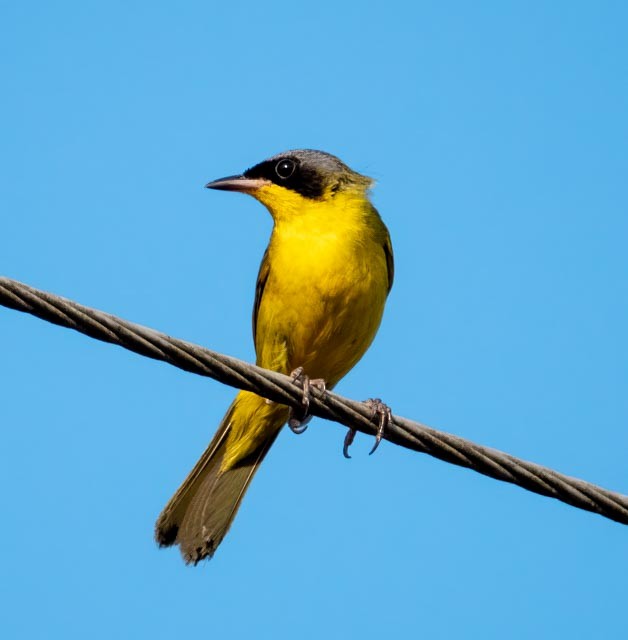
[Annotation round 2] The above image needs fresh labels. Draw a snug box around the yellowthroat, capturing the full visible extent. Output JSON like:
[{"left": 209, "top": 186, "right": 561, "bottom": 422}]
[{"left": 155, "top": 149, "right": 393, "bottom": 564}]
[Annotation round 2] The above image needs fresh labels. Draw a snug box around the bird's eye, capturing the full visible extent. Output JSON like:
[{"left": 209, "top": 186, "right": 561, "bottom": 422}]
[{"left": 275, "top": 159, "right": 296, "bottom": 179}]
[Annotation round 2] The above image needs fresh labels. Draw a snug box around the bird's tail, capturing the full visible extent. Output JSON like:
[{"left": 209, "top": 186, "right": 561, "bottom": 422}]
[{"left": 155, "top": 391, "right": 287, "bottom": 564}]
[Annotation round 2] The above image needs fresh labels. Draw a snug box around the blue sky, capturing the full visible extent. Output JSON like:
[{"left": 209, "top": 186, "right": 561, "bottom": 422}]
[{"left": 1, "top": 2, "right": 627, "bottom": 638}]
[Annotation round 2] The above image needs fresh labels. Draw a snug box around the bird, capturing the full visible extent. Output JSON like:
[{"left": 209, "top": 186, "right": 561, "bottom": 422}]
[{"left": 155, "top": 149, "right": 394, "bottom": 564}]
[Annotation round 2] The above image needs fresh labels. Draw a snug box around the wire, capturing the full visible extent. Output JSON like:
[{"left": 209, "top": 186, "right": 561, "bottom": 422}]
[{"left": 1, "top": 275, "right": 627, "bottom": 525}]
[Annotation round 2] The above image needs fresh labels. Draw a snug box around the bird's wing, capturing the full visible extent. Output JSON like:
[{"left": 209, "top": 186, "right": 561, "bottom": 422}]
[
  {"left": 383, "top": 231, "right": 394, "bottom": 294},
  {"left": 252, "top": 246, "right": 270, "bottom": 345}
]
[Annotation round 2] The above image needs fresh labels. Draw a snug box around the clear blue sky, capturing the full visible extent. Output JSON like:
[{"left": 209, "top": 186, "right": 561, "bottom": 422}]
[{"left": 1, "top": 2, "right": 627, "bottom": 638}]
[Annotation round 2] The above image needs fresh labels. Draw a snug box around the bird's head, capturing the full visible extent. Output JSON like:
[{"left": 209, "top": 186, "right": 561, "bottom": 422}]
[{"left": 205, "top": 149, "right": 373, "bottom": 220}]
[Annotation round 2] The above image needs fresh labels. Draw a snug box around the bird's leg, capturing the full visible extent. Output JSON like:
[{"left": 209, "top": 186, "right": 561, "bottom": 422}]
[
  {"left": 342, "top": 398, "right": 392, "bottom": 458},
  {"left": 287, "top": 367, "right": 326, "bottom": 434}
]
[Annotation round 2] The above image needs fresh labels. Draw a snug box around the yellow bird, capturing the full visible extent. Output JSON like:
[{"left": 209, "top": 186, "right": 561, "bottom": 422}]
[{"left": 155, "top": 149, "right": 394, "bottom": 563}]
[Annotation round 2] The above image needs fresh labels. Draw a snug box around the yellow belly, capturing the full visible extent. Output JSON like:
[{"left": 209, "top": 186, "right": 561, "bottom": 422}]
[{"left": 255, "top": 223, "right": 389, "bottom": 387}]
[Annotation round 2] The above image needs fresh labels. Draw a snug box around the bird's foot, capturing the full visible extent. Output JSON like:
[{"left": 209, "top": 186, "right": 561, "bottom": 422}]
[
  {"left": 343, "top": 398, "right": 392, "bottom": 458},
  {"left": 366, "top": 398, "right": 392, "bottom": 454},
  {"left": 287, "top": 367, "right": 326, "bottom": 434}
]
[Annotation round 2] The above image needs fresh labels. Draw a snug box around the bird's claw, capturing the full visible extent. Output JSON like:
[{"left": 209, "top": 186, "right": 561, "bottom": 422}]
[
  {"left": 343, "top": 428, "right": 356, "bottom": 458},
  {"left": 288, "top": 414, "right": 311, "bottom": 434},
  {"left": 342, "top": 398, "right": 392, "bottom": 458},
  {"left": 287, "top": 367, "right": 326, "bottom": 435}
]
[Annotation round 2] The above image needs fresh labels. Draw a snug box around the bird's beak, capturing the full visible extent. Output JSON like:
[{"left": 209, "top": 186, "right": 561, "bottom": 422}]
[{"left": 205, "top": 175, "right": 270, "bottom": 193}]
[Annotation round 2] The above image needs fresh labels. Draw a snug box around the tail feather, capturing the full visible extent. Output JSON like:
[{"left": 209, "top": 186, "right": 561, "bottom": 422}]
[{"left": 155, "top": 402, "right": 280, "bottom": 564}]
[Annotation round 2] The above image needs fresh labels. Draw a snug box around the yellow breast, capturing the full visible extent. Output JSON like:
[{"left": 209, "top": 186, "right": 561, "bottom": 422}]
[{"left": 253, "top": 186, "right": 390, "bottom": 387}]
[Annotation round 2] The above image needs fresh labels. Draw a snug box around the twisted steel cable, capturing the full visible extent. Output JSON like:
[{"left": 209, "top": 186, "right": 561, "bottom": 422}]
[{"left": 1, "top": 275, "right": 627, "bottom": 525}]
